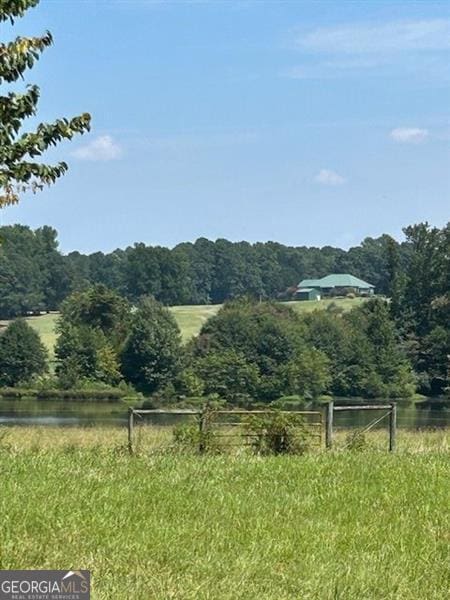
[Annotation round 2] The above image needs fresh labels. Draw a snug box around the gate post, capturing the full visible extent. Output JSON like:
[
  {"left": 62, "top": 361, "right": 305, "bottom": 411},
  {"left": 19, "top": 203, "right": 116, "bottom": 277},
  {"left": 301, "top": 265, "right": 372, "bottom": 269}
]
[
  {"left": 198, "top": 405, "right": 206, "bottom": 454},
  {"left": 127, "top": 407, "right": 134, "bottom": 454},
  {"left": 389, "top": 402, "right": 397, "bottom": 452},
  {"left": 325, "top": 401, "right": 333, "bottom": 449}
]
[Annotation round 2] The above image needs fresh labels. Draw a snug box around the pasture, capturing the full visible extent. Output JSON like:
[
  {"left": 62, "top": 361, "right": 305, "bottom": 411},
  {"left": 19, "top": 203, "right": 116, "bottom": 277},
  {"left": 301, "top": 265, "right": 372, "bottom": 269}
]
[
  {"left": 4, "top": 297, "right": 366, "bottom": 354},
  {"left": 0, "top": 426, "right": 448, "bottom": 599}
]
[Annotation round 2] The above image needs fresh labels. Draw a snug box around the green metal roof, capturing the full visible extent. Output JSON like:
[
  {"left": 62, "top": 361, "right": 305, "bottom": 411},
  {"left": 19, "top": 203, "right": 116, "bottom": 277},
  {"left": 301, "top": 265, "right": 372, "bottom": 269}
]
[
  {"left": 297, "top": 279, "right": 323, "bottom": 288},
  {"left": 298, "top": 273, "right": 374, "bottom": 289}
]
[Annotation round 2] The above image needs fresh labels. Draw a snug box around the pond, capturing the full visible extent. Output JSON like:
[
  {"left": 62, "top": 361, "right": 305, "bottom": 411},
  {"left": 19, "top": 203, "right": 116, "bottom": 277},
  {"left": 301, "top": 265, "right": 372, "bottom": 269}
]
[
  {"left": 331, "top": 397, "right": 450, "bottom": 430},
  {"left": 0, "top": 397, "right": 448, "bottom": 429}
]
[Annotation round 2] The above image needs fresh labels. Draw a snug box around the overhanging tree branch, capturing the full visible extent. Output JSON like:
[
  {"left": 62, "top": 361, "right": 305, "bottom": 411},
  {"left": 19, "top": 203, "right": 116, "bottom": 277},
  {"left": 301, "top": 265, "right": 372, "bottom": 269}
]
[{"left": 0, "top": 0, "right": 91, "bottom": 207}]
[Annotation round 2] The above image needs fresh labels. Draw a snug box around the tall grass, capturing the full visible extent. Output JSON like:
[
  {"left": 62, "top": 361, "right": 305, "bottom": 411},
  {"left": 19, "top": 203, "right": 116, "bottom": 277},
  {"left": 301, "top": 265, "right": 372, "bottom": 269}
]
[
  {"left": 1, "top": 425, "right": 448, "bottom": 453},
  {"left": 0, "top": 426, "right": 448, "bottom": 599}
]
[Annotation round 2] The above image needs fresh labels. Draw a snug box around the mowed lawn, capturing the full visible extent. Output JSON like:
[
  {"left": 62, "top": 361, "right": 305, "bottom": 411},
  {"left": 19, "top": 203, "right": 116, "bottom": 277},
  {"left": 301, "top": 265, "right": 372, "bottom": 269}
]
[
  {"left": 0, "top": 429, "right": 448, "bottom": 600},
  {"left": 169, "top": 304, "right": 222, "bottom": 341},
  {"left": 7, "top": 297, "right": 367, "bottom": 353}
]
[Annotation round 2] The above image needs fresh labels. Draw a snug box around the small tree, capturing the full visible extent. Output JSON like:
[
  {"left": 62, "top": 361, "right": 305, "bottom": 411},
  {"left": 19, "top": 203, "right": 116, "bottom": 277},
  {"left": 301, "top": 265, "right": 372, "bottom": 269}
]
[
  {"left": 0, "top": 318, "right": 47, "bottom": 385},
  {"left": 58, "top": 284, "right": 131, "bottom": 345},
  {"left": 121, "top": 296, "right": 182, "bottom": 394},
  {"left": 55, "top": 324, "right": 121, "bottom": 387},
  {"left": 55, "top": 285, "right": 130, "bottom": 387},
  {"left": 0, "top": 0, "right": 91, "bottom": 207}
]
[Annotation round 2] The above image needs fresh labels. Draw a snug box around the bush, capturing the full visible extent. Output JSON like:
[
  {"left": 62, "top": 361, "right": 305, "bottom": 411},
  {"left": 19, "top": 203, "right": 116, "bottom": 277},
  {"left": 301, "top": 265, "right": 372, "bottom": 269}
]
[
  {"left": 244, "top": 411, "right": 311, "bottom": 455},
  {"left": 172, "top": 421, "right": 220, "bottom": 454},
  {"left": 345, "top": 431, "right": 368, "bottom": 451}
]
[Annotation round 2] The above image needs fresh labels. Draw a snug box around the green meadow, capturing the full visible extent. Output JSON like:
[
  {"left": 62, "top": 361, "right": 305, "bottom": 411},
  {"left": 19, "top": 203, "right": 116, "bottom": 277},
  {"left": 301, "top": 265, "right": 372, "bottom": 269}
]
[
  {"left": 0, "top": 427, "right": 448, "bottom": 599},
  {"left": 5, "top": 297, "right": 366, "bottom": 354}
]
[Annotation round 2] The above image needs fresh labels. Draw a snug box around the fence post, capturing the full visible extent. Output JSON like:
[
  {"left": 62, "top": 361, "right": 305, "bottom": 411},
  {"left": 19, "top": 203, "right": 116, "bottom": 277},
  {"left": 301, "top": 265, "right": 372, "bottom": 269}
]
[
  {"left": 127, "top": 407, "right": 134, "bottom": 454},
  {"left": 198, "top": 405, "right": 206, "bottom": 454},
  {"left": 325, "top": 401, "right": 333, "bottom": 449},
  {"left": 389, "top": 402, "right": 397, "bottom": 452}
]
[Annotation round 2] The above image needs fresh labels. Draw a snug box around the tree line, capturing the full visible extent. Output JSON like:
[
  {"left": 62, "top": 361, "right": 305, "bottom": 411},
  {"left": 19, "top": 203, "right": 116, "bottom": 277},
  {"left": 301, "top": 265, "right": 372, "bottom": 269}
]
[
  {"left": 0, "top": 221, "right": 441, "bottom": 316},
  {"left": 0, "top": 221, "right": 448, "bottom": 398}
]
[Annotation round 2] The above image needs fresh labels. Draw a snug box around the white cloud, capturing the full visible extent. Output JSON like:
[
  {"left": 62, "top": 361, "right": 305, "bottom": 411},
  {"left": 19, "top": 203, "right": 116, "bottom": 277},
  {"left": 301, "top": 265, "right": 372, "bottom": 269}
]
[
  {"left": 284, "top": 20, "right": 450, "bottom": 82},
  {"left": 389, "top": 128, "right": 429, "bottom": 143},
  {"left": 294, "top": 19, "right": 450, "bottom": 54},
  {"left": 72, "top": 135, "right": 123, "bottom": 161},
  {"left": 315, "top": 169, "right": 346, "bottom": 186}
]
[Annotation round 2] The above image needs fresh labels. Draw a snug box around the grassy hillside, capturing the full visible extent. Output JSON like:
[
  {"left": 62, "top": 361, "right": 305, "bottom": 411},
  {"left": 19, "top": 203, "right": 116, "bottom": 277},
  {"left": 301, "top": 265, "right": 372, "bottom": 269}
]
[
  {"left": 170, "top": 298, "right": 367, "bottom": 342},
  {"left": 0, "top": 297, "right": 367, "bottom": 355},
  {"left": 0, "top": 427, "right": 448, "bottom": 599},
  {"left": 169, "top": 304, "right": 222, "bottom": 341}
]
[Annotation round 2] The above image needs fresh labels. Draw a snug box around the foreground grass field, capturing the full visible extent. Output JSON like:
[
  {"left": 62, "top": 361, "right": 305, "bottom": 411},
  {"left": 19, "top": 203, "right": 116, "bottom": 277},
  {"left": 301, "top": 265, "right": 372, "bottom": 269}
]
[
  {"left": 2, "top": 297, "right": 367, "bottom": 352},
  {"left": 0, "top": 427, "right": 448, "bottom": 599}
]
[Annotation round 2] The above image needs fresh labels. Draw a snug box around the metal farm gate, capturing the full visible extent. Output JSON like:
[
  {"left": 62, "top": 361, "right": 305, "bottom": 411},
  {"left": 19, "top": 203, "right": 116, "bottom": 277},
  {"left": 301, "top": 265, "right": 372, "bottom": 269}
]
[
  {"left": 325, "top": 401, "right": 397, "bottom": 451},
  {"left": 127, "top": 407, "right": 323, "bottom": 454},
  {"left": 126, "top": 403, "right": 398, "bottom": 454}
]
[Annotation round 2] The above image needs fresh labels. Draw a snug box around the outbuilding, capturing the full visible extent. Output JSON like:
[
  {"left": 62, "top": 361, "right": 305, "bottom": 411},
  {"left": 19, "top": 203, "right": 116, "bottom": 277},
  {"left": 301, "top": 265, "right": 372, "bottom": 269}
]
[{"left": 296, "top": 287, "right": 321, "bottom": 301}]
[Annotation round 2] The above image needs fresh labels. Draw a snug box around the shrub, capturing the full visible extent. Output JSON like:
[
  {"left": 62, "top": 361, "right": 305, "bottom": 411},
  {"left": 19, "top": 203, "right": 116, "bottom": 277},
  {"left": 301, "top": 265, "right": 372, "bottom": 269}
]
[
  {"left": 345, "top": 431, "right": 368, "bottom": 451},
  {"left": 172, "top": 421, "right": 219, "bottom": 454},
  {"left": 244, "top": 411, "right": 311, "bottom": 455}
]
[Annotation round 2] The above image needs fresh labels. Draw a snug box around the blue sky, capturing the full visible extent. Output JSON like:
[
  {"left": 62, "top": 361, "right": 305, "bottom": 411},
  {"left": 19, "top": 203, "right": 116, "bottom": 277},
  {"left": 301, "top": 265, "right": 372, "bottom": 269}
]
[{"left": 2, "top": 0, "right": 449, "bottom": 253}]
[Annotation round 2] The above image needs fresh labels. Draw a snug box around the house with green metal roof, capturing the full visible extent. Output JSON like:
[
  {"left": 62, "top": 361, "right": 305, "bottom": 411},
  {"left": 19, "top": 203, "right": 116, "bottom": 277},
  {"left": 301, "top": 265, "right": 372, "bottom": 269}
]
[{"left": 296, "top": 273, "right": 374, "bottom": 298}]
